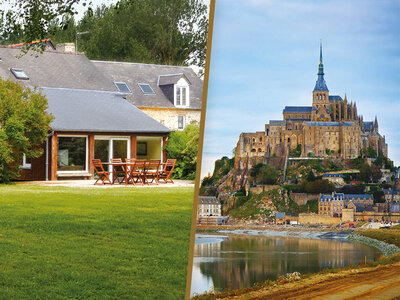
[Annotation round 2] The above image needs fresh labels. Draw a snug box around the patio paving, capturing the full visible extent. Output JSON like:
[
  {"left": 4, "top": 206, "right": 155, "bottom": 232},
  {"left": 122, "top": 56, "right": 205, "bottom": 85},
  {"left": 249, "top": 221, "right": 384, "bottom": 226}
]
[{"left": 17, "top": 180, "right": 195, "bottom": 188}]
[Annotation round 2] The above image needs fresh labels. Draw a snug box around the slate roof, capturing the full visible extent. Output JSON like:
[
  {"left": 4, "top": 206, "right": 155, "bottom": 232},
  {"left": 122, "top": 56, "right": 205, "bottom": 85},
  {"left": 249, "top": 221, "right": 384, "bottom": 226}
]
[
  {"left": 323, "top": 173, "right": 344, "bottom": 178},
  {"left": 313, "top": 75, "right": 329, "bottom": 91},
  {"left": 42, "top": 87, "right": 171, "bottom": 133},
  {"left": 199, "top": 196, "right": 219, "bottom": 205},
  {"left": 286, "top": 118, "right": 311, "bottom": 122},
  {"left": 343, "top": 194, "right": 373, "bottom": 201},
  {"left": 158, "top": 73, "right": 191, "bottom": 85},
  {"left": 329, "top": 95, "right": 343, "bottom": 102},
  {"left": 269, "top": 120, "right": 285, "bottom": 126},
  {"left": 92, "top": 60, "right": 203, "bottom": 110},
  {"left": 283, "top": 106, "right": 312, "bottom": 113},
  {"left": 0, "top": 47, "right": 115, "bottom": 91},
  {"left": 363, "top": 122, "right": 374, "bottom": 131},
  {"left": 276, "top": 212, "right": 285, "bottom": 219},
  {"left": 383, "top": 189, "right": 400, "bottom": 195},
  {"left": 305, "top": 121, "right": 356, "bottom": 127}
]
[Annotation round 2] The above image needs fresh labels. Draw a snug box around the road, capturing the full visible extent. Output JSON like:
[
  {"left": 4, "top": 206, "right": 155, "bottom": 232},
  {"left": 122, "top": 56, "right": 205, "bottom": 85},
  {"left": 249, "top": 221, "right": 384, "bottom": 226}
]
[{"left": 222, "top": 263, "right": 400, "bottom": 300}]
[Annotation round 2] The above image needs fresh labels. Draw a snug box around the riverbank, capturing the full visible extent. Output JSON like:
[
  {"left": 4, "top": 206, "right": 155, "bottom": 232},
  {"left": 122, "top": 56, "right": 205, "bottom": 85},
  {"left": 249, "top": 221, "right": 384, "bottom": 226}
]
[
  {"left": 193, "top": 259, "right": 400, "bottom": 299},
  {"left": 197, "top": 224, "right": 349, "bottom": 232},
  {"left": 192, "top": 228, "right": 400, "bottom": 299}
]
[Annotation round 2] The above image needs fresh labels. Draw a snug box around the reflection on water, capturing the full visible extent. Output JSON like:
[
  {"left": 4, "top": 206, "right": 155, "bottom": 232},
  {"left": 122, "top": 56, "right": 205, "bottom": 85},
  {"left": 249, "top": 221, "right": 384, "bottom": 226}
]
[{"left": 191, "top": 233, "right": 381, "bottom": 296}]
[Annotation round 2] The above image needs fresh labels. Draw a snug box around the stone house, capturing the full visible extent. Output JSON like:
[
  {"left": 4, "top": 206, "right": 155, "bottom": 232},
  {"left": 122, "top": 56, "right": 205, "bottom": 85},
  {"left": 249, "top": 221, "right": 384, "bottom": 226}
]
[
  {"left": 0, "top": 46, "right": 177, "bottom": 180},
  {"left": 198, "top": 196, "right": 221, "bottom": 217},
  {"left": 92, "top": 60, "right": 203, "bottom": 131}
]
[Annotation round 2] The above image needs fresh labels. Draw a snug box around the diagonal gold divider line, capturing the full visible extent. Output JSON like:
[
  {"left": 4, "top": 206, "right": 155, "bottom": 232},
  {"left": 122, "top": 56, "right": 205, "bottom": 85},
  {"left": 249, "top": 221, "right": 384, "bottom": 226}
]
[{"left": 185, "top": 0, "right": 216, "bottom": 298}]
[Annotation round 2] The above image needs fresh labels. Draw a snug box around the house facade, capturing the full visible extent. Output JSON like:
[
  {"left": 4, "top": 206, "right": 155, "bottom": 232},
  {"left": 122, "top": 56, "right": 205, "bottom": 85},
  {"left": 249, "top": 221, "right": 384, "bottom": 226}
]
[
  {"left": 198, "top": 196, "right": 221, "bottom": 217},
  {"left": 319, "top": 193, "right": 374, "bottom": 217},
  {"left": 92, "top": 60, "right": 203, "bottom": 130},
  {"left": 0, "top": 46, "right": 184, "bottom": 181},
  {"left": 19, "top": 88, "right": 170, "bottom": 181}
]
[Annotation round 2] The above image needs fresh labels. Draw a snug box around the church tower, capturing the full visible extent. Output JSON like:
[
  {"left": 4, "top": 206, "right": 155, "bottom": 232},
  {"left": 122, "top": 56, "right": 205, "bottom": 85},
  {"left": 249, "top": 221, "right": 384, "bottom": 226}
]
[{"left": 312, "top": 41, "right": 331, "bottom": 121}]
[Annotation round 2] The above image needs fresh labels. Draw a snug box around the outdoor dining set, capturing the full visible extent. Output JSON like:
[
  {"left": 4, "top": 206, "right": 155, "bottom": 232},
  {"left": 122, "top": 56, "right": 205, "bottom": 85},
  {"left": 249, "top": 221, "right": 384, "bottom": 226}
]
[{"left": 92, "top": 158, "right": 176, "bottom": 185}]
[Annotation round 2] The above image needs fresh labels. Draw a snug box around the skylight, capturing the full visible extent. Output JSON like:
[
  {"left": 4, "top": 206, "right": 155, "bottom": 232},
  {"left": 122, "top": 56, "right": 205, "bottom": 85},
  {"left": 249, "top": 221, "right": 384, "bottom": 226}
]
[
  {"left": 138, "top": 83, "right": 155, "bottom": 95},
  {"left": 114, "top": 82, "right": 131, "bottom": 93},
  {"left": 11, "top": 68, "right": 29, "bottom": 80}
]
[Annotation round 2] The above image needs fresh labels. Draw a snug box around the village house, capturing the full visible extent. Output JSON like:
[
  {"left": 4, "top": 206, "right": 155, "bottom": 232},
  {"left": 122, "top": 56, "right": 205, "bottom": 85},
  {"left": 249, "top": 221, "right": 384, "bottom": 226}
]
[
  {"left": 91, "top": 60, "right": 203, "bottom": 131},
  {"left": 322, "top": 173, "right": 345, "bottom": 185},
  {"left": 198, "top": 196, "right": 221, "bottom": 217},
  {"left": 318, "top": 193, "right": 374, "bottom": 217},
  {"left": 0, "top": 45, "right": 184, "bottom": 180}
]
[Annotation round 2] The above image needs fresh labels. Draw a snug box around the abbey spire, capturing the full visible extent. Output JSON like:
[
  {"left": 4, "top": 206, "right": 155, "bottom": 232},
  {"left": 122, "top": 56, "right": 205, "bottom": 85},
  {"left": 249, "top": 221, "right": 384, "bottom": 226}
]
[{"left": 313, "top": 40, "right": 329, "bottom": 92}]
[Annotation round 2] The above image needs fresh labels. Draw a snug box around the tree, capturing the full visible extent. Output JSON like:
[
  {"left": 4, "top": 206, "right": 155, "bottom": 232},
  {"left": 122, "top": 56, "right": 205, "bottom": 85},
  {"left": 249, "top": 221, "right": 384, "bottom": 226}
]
[
  {"left": 359, "top": 163, "right": 382, "bottom": 183},
  {"left": 164, "top": 122, "right": 199, "bottom": 180},
  {"left": 256, "top": 165, "right": 278, "bottom": 185},
  {"left": 76, "top": 0, "right": 208, "bottom": 69},
  {"left": 0, "top": 79, "right": 53, "bottom": 182},
  {"left": 0, "top": 0, "right": 88, "bottom": 45},
  {"left": 365, "top": 146, "right": 377, "bottom": 158}
]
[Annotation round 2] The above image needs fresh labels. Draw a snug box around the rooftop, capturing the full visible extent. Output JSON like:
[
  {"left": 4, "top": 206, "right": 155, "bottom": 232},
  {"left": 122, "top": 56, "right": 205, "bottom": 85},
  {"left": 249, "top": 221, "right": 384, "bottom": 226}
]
[{"left": 42, "top": 87, "right": 171, "bottom": 133}]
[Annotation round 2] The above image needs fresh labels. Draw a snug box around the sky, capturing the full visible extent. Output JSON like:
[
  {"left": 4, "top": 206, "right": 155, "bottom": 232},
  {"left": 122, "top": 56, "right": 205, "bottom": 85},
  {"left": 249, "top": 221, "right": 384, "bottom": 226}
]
[{"left": 200, "top": 0, "right": 400, "bottom": 178}]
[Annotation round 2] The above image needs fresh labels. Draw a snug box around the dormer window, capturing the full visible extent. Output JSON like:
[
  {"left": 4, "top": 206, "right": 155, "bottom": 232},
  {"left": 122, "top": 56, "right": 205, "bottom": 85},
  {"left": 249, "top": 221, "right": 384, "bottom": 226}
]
[
  {"left": 174, "top": 78, "right": 190, "bottom": 107},
  {"left": 11, "top": 68, "right": 29, "bottom": 80},
  {"left": 138, "top": 83, "right": 155, "bottom": 95},
  {"left": 114, "top": 82, "right": 131, "bottom": 94}
]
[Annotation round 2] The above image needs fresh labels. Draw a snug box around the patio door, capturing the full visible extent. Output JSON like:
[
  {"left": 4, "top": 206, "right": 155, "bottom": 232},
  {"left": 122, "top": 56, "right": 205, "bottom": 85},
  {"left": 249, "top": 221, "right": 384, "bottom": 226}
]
[{"left": 94, "top": 137, "right": 130, "bottom": 171}]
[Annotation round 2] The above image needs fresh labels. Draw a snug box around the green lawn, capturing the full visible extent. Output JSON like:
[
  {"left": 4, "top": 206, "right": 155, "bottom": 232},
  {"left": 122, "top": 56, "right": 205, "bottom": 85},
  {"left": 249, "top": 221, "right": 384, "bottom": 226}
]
[{"left": 0, "top": 185, "right": 194, "bottom": 299}]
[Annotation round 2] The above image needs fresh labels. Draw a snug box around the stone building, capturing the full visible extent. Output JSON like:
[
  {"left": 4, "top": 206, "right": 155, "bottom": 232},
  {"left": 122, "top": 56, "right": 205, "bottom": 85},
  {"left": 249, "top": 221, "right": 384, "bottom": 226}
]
[
  {"left": 318, "top": 192, "right": 374, "bottom": 217},
  {"left": 235, "top": 43, "right": 388, "bottom": 165},
  {"left": 198, "top": 196, "right": 221, "bottom": 217}
]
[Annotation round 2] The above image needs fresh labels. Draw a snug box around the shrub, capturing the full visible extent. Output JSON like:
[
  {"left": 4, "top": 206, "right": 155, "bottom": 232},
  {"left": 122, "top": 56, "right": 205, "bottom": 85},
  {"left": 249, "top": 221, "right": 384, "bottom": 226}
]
[
  {"left": 0, "top": 79, "right": 53, "bottom": 183},
  {"left": 165, "top": 123, "right": 199, "bottom": 180}
]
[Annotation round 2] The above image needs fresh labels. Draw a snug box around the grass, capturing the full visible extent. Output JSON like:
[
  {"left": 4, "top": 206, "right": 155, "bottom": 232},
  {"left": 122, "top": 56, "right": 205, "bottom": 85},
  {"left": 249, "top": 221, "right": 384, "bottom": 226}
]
[
  {"left": 356, "top": 229, "right": 400, "bottom": 247},
  {"left": 0, "top": 184, "right": 194, "bottom": 299}
]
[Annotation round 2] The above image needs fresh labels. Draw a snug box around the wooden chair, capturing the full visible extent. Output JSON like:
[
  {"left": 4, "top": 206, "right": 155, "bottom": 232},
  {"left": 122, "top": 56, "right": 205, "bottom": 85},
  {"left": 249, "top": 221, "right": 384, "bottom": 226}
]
[
  {"left": 92, "top": 159, "right": 112, "bottom": 185},
  {"left": 110, "top": 158, "right": 126, "bottom": 184},
  {"left": 144, "top": 159, "right": 161, "bottom": 184},
  {"left": 159, "top": 159, "right": 176, "bottom": 184},
  {"left": 127, "top": 159, "right": 146, "bottom": 185}
]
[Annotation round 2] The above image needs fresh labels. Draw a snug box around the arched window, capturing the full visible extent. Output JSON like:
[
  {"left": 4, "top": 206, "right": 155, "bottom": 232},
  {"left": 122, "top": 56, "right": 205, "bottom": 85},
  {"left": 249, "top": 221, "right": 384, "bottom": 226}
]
[{"left": 323, "top": 95, "right": 326, "bottom": 100}]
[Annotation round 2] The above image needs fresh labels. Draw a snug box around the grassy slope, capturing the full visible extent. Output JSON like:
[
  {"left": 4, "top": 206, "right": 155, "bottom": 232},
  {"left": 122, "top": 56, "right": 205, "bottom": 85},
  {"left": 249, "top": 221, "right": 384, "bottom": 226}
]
[
  {"left": 0, "top": 185, "right": 193, "bottom": 299},
  {"left": 357, "top": 228, "right": 400, "bottom": 247}
]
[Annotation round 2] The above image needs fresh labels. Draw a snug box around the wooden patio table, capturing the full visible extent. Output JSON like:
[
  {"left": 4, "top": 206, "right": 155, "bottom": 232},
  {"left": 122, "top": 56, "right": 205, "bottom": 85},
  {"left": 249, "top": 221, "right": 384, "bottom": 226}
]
[{"left": 102, "top": 162, "right": 164, "bottom": 185}]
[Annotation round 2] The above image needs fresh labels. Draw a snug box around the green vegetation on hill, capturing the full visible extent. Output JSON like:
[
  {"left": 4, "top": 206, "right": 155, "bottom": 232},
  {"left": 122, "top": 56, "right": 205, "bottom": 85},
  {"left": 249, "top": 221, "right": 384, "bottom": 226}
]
[
  {"left": 0, "top": 185, "right": 193, "bottom": 299},
  {"left": 228, "top": 188, "right": 300, "bottom": 220}
]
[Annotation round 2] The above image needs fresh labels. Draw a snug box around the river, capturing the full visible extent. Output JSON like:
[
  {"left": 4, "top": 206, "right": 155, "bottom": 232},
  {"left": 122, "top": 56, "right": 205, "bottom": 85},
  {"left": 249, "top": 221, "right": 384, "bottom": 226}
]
[{"left": 190, "top": 231, "right": 382, "bottom": 296}]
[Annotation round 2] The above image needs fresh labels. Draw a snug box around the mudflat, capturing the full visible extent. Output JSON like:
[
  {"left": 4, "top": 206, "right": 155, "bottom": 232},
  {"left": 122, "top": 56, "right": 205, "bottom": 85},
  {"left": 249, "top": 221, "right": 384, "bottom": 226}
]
[{"left": 218, "top": 262, "right": 400, "bottom": 300}]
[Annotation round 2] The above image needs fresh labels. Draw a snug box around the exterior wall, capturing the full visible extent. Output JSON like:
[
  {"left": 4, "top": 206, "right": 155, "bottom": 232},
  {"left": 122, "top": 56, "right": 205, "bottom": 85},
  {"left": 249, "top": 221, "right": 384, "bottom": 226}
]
[
  {"left": 17, "top": 144, "right": 47, "bottom": 181},
  {"left": 18, "top": 131, "right": 168, "bottom": 181},
  {"left": 139, "top": 107, "right": 200, "bottom": 130},
  {"left": 249, "top": 185, "right": 280, "bottom": 194},
  {"left": 290, "top": 193, "right": 319, "bottom": 206},
  {"left": 319, "top": 199, "right": 344, "bottom": 217},
  {"left": 299, "top": 213, "right": 340, "bottom": 225},
  {"left": 342, "top": 208, "right": 354, "bottom": 222},
  {"left": 198, "top": 203, "right": 221, "bottom": 217}
]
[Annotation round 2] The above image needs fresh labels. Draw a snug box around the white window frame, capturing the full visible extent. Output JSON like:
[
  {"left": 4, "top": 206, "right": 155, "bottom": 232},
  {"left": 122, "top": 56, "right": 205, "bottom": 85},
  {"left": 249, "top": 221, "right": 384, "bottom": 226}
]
[
  {"left": 114, "top": 82, "right": 132, "bottom": 94},
  {"left": 138, "top": 83, "right": 155, "bottom": 95},
  {"left": 178, "top": 115, "right": 185, "bottom": 130},
  {"left": 174, "top": 78, "right": 190, "bottom": 108},
  {"left": 57, "top": 135, "right": 89, "bottom": 174},
  {"left": 21, "top": 154, "right": 31, "bottom": 169}
]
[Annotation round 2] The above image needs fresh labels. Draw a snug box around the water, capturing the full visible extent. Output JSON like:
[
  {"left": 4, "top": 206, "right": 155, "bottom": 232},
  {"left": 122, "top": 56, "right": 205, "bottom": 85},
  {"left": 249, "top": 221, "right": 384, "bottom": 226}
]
[{"left": 191, "top": 232, "right": 381, "bottom": 296}]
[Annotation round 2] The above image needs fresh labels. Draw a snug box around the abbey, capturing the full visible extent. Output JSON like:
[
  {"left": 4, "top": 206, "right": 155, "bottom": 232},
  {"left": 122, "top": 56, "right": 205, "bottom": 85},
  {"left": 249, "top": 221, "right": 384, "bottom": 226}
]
[{"left": 237, "top": 43, "right": 388, "bottom": 161}]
